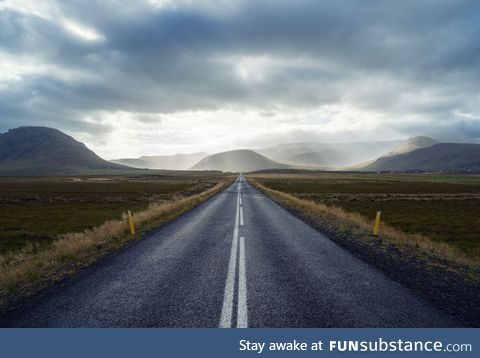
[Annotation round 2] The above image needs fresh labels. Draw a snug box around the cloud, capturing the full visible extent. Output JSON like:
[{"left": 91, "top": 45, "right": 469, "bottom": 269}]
[{"left": 0, "top": 0, "right": 479, "bottom": 157}]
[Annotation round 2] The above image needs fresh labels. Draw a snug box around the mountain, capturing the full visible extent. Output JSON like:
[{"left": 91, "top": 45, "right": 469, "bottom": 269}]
[
  {"left": 286, "top": 149, "right": 350, "bottom": 168},
  {"left": 257, "top": 140, "right": 404, "bottom": 168},
  {"left": 112, "top": 152, "right": 208, "bottom": 170},
  {"left": 0, "top": 126, "right": 128, "bottom": 175},
  {"left": 361, "top": 143, "right": 480, "bottom": 172},
  {"left": 110, "top": 158, "right": 150, "bottom": 168},
  {"left": 385, "top": 136, "right": 438, "bottom": 156},
  {"left": 190, "top": 149, "right": 292, "bottom": 172}
]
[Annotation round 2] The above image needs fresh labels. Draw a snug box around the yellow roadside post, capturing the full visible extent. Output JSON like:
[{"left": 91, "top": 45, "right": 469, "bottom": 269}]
[
  {"left": 127, "top": 210, "right": 135, "bottom": 236},
  {"left": 373, "top": 211, "right": 381, "bottom": 236}
]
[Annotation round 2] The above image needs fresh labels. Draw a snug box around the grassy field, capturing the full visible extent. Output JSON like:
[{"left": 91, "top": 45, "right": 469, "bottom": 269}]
[
  {"left": 0, "top": 174, "right": 233, "bottom": 297},
  {"left": 0, "top": 174, "right": 225, "bottom": 255},
  {"left": 250, "top": 172, "right": 480, "bottom": 258}
]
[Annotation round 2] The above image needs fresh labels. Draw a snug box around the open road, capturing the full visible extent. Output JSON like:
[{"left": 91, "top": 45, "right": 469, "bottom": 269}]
[{"left": 0, "top": 175, "right": 458, "bottom": 327}]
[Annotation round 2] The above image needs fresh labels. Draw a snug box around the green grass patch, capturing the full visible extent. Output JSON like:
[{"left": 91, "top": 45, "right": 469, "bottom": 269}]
[
  {"left": 262, "top": 179, "right": 480, "bottom": 194},
  {"left": 252, "top": 172, "right": 480, "bottom": 257},
  {"left": 327, "top": 200, "right": 480, "bottom": 255},
  {"left": 0, "top": 175, "right": 222, "bottom": 255}
]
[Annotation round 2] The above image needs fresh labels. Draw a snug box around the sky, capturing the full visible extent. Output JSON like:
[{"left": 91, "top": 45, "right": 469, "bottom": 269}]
[{"left": 0, "top": 0, "right": 479, "bottom": 159}]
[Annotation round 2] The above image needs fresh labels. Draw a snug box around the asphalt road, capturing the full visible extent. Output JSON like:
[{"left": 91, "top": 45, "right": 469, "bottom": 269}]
[{"left": 1, "top": 175, "right": 458, "bottom": 327}]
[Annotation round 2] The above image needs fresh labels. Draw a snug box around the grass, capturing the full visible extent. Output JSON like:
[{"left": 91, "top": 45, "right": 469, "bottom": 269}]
[
  {"left": 248, "top": 172, "right": 480, "bottom": 266},
  {"left": 253, "top": 171, "right": 480, "bottom": 185},
  {"left": 0, "top": 174, "right": 234, "bottom": 297},
  {"left": 258, "top": 177, "right": 480, "bottom": 194},
  {"left": 0, "top": 176, "right": 217, "bottom": 254},
  {"left": 328, "top": 200, "right": 480, "bottom": 255},
  {"left": 0, "top": 203, "right": 146, "bottom": 254}
]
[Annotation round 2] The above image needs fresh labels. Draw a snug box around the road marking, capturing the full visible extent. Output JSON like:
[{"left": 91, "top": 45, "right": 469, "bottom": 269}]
[
  {"left": 219, "top": 176, "right": 249, "bottom": 328},
  {"left": 219, "top": 193, "right": 239, "bottom": 328},
  {"left": 237, "top": 236, "right": 248, "bottom": 328},
  {"left": 240, "top": 197, "right": 242, "bottom": 205}
]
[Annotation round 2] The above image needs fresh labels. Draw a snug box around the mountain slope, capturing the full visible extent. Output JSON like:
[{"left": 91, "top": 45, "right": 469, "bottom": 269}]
[
  {"left": 386, "top": 136, "right": 438, "bottom": 156},
  {"left": 362, "top": 143, "right": 480, "bottom": 171},
  {"left": 257, "top": 140, "right": 404, "bottom": 168},
  {"left": 110, "top": 158, "right": 150, "bottom": 168},
  {"left": 112, "top": 152, "right": 208, "bottom": 170},
  {"left": 190, "top": 149, "right": 291, "bottom": 172},
  {"left": 0, "top": 126, "right": 128, "bottom": 175},
  {"left": 286, "top": 149, "right": 350, "bottom": 167}
]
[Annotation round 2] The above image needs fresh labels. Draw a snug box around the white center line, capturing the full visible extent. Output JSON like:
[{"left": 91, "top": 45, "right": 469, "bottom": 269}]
[
  {"left": 237, "top": 236, "right": 248, "bottom": 328},
  {"left": 219, "top": 188, "right": 239, "bottom": 328},
  {"left": 219, "top": 176, "right": 248, "bottom": 328}
]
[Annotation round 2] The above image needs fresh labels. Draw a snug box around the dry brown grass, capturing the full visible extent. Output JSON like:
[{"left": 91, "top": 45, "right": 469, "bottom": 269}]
[
  {"left": 249, "top": 178, "right": 479, "bottom": 268},
  {"left": 0, "top": 178, "right": 234, "bottom": 298}
]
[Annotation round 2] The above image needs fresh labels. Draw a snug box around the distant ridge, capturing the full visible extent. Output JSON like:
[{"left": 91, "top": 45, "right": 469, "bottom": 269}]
[
  {"left": 286, "top": 150, "right": 349, "bottom": 168},
  {"left": 112, "top": 152, "right": 208, "bottom": 170},
  {"left": 257, "top": 140, "right": 404, "bottom": 168},
  {"left": 385, "top": 136, "right": 438, "bottom": 156},
  {"left": 190, "top": 149, "right": 291, "bottom": 172},
  {"left": 361, "top": 143, "right": 480, "bottom": 172},
  {"left": 0, "top": 126, "right": 128, "bottom": 175}
]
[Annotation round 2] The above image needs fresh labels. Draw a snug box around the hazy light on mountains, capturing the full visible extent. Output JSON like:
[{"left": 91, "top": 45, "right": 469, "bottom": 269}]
[{"left": 0, "top": 0, "right": 479, "bottom": 158}]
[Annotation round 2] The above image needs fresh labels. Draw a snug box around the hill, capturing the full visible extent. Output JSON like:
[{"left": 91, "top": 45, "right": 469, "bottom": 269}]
[
  {"left": 286, "top": 149, "right": 350, "bottom": 168},
  {"left": 190, "top": 149, "right": 291, "bottom": 172},
  {"left": 112, "top": 152, "right": 208, "bottom": 170},
  {"left": 257, "top": 140, "right": 403, "bottom": 168},
  {"left": 0, "top": 126, "right": 128, "bottom": 175},
  {"left": 362, "top": 143, "right": 480, "bottom": 172},
  {"left": 110, "top": 158, "right": 150, "bottom": 168},
  {"left": 385, "top": 136, "right": 438, "bottom": 156}
]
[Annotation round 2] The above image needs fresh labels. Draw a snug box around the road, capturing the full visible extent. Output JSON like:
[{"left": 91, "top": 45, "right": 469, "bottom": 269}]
[{"left": 1, "top": 175, "right": 458, "bottom": 327}]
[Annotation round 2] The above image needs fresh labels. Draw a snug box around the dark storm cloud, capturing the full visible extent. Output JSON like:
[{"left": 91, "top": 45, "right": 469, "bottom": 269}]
[{"left": 1, "top": 0, "right": 479, "bottom": 137}]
